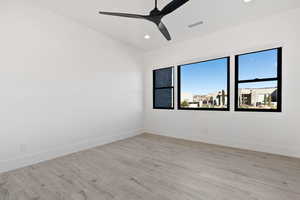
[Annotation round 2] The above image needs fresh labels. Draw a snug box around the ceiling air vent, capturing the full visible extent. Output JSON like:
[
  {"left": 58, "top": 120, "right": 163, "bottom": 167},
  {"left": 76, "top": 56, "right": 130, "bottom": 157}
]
[{"left": 188, "top": 21, "right": 204, "bottom": 28}]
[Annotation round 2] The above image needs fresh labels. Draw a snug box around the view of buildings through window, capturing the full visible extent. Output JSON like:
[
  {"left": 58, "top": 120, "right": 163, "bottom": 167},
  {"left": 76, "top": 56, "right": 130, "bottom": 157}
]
[
  {"left": 154, "top": 48, "right": 281, "bottom": 112},
  {"left": 238, "top": 82, "right": 278, "bottom": 110},
  {"left": 179, "top": 57, "right": 229, "bottom": 110},
  {"left": 236, "top": 48, "right": 281, "bottom": 111}
]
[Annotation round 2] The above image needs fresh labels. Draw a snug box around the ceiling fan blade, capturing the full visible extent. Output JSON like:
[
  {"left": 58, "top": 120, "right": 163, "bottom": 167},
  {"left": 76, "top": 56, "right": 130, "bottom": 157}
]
[
  {"left": 99, "top": 11, "right": 147, "bottom": 19},
  {"left": 160, "top": 0, "right": 189, "bottom": 16},
  {"left": 157, "top": 22, "right": 171, "bottom": 41}
]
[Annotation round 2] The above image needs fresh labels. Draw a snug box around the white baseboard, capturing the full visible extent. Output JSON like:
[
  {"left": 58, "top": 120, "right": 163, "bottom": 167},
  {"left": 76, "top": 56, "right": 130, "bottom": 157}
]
[
  {"left": 145, "top": 129, "right": 300, "bottom": 159},
  {"left": 0, "top": 128, "right": 143, "bottom": 173}
]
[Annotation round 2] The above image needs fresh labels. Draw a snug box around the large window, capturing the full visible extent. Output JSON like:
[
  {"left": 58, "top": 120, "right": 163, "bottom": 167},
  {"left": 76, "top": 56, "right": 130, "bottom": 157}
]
[
  {"left": 235, "top": 48, "right": 282, "bottom": 112},
  {"left": 178, "top": 57, "right": 230, "bottom": 111},
  {"left": 153, "top": 67, "right": 174, "bottom": 109}
]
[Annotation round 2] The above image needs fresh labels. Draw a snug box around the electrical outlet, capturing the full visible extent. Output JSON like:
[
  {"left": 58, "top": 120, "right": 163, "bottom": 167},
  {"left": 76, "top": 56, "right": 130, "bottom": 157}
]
[
  {"left": 20, "top": 144, "right": 28, "bottom": 153},
  {"left": 202, "top": 128, "right": 209, "bottom": 134}
]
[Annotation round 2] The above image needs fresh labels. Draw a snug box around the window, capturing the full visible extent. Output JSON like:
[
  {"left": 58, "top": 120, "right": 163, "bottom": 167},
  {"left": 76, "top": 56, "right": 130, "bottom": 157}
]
[
  {"left": 178, "top": 57, "right": 230, "bottom": 111},
  {"left": 153, "top": 67, "right": 174, "bottom": 109},
  {"left": 235, "top": 48, "right": 282, "bottom": 112}
]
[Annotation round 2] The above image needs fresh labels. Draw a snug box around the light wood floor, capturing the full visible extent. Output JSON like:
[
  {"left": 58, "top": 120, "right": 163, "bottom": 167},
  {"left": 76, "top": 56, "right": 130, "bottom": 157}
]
[{"left": 1, "top": 133, "right": 300, "bottom": 200}]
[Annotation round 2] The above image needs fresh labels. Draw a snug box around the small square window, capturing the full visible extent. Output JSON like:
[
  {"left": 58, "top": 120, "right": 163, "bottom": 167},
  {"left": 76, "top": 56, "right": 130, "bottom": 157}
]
[
  {"left": 154, "top": 68, "right": 173, "bottom": 88},
  {"left": 238, "top": 49, "right": 278, "bottom": 80},
  {"left": 154, "top": 88, "right": 173, "bottom": 108}
]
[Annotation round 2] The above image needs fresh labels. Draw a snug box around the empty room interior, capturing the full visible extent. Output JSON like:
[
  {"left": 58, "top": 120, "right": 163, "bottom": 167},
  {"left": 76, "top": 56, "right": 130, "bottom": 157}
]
[{"left": 1, "top": 0, "right": 300, "bottom": 199}]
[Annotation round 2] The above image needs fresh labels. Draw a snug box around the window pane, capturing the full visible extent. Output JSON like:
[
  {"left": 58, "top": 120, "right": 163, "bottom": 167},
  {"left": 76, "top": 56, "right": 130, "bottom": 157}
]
[
  {"left": 155, "top": 68, "right": 173, "bottom": 88},
  {"left": 238, "top": 81, "right": 278, "bottom": 110},
  {"left": 154, "top": 88, "right": 173, "bottom": 108},
  {"left": 238, "top": 49, "right": 278, "bottom": 80},
  {"left": 180, "top": 58, "right": 228, "bottom": 109}
]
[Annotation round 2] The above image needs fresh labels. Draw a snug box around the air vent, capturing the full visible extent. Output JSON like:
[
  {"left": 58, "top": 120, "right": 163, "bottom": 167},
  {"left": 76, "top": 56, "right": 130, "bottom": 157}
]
[{"left": 188, "top": 21, "right": 204, "bottom": 28}]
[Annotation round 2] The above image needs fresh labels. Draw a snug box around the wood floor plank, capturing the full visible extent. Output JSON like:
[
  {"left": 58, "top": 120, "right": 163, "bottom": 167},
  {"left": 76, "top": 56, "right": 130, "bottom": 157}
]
[{"left": 0, "top": 133, "right": 300, "bottom": 200}]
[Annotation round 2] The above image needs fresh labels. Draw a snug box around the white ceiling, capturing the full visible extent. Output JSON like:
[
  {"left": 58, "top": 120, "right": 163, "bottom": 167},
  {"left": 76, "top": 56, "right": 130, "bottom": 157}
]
[{"left": 33, "top": 0, "right": 300, "bottom": 51}]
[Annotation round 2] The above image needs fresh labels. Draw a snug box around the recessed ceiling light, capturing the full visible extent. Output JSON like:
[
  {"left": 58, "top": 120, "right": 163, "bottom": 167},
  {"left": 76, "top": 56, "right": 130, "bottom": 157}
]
[
  {"left": 144, "top": 35, "right": 151, "bottom": 39},
  {"left": 243, "top": 0, "right": 253, "bottom": 3}
]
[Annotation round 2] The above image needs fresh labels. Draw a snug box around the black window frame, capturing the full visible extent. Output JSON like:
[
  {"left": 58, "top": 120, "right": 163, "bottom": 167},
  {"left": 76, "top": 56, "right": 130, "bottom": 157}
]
[
  {"left": 153, "top": 67, "right": 174, "bottom": 110},
  {"left": 234, "top": 47, "right": 282, "bottom": 112},
  {"left": 177, "top": 56, "right": 230, "bottom": 111}
]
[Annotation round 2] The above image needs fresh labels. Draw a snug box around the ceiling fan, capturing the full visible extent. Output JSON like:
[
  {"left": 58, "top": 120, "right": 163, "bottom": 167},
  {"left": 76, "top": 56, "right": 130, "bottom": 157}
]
[{"left": 99, "top": 0, "right": 189, "bottom": 41}]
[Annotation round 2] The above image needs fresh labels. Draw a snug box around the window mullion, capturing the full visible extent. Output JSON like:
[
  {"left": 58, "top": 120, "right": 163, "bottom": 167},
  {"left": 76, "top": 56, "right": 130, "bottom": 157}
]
[{"left": 238, "top": 78, "right": 278, "bottom": 84}]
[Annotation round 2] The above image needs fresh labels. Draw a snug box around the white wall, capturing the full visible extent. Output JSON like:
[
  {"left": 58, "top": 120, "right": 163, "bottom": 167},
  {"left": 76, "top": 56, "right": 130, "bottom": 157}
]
[
  {"left": 143, "top": 8, "right": 300, "bottom": 158},
  {"left": 0, "top": 0, "right": 143, "bottom": 173},
  {"left": 1, "top": 1, "right": 299, "bottom": 174}
]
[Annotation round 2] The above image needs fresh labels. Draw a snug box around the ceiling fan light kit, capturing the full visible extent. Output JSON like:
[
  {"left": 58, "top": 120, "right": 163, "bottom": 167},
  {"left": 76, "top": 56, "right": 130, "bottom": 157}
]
[{"left": 99, "top": 0, "right": 190, "bottom": 41}]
